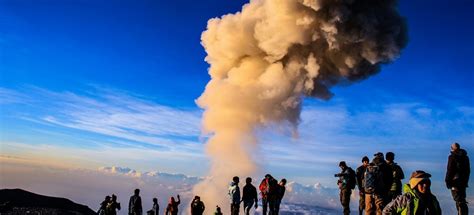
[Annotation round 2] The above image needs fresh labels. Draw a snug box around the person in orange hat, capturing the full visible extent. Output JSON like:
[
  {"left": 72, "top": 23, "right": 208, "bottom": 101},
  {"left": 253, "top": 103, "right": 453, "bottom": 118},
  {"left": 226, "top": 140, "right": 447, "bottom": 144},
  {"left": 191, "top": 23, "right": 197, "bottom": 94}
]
[{"left": 382, "top": 170, "right": 441, "bottom": 215}]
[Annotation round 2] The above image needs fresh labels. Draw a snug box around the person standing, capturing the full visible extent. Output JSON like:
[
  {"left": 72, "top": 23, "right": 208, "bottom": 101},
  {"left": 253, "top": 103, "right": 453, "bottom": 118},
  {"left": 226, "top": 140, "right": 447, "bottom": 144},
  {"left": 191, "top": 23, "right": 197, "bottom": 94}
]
[
  {"left": 365, "top": 152, "right": 392, "bottom": 215},
  {"left": 107, "top": 194, "right": 121, "bottom": 215},
  {"left": 335, "top": 161, "right": 356, "bottom": 215},
  {"left": 228, "top": 176, "right": 241, "bottom": 215},
  {"left": 383, "top": 170, "right": 441, "bottom": 215},
  {"left": 242, "top": 177, "right": 258, "bottom": 215},
  {"left": 98, "top": 196, "right": 111, "bottom": 215},
  {"left": 129, "top": 189, "right": 143, "bottom": 215},
  {"left": 147, "top": 198, "right": 159, "bottom": 215},
  {"left": 165, "top": 195, "right": 180, "bottom": 215},
  {"left": 259, "top": 174, "right": 274, "bottom": 215},
  {"left": 190, "top": 196, "right": 205, "bottom": 215},
  {"left": 445, "top": 142, "right": 470, "bottom": 215},
  {"left": 385, "top": 152, "right": 405, "bottom": 200},
  {"left": 356, "top": 156, "right": 369, "bottom": 215},
  {"left": 274, "top": 178, "right": 287, "bottom": 215}
]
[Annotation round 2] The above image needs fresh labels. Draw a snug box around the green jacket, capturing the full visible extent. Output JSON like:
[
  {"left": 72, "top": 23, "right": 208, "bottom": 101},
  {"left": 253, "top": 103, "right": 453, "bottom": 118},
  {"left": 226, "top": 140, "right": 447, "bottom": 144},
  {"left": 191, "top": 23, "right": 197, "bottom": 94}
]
[{"left": 382, "top": 184, "right": 441, "bottom": 215}]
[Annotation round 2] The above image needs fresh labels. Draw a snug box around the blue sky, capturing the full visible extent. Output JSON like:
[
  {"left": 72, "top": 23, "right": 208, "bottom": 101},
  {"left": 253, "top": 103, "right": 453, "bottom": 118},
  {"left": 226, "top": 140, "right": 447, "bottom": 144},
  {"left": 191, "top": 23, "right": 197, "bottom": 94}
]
[{"left": 0, "top": 0, "right": 473, "bottom": 211}]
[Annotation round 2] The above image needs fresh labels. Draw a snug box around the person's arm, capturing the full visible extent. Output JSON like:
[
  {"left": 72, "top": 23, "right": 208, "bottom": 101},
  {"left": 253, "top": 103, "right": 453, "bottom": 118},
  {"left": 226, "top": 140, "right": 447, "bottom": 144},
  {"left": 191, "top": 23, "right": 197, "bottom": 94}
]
[
  {"left": 398, "top": 165, "right": 405, "bottom": 180},
  {"left": 138, "top": 197, "right": 142, "bottom": 213},
  {"left": 129, "top": 197, "right": 133, "bottom": 214},
  {"left": 445, "top": 155, "right": 455, "bottom": 188},
  {"left": 117, "top": 202, "right": 121, "bottom": 210},
  {"left": 253, "top": 188, "right": 258, "bottom": 208},
  {"left": 382, "top": 194, "right": 410, "bottom": 215},
  {"left": 466, "top": 155, "right": 470, "bottom": 186},
  {"left": 177, "top": 195, "right": 181, "bottom": 205}
]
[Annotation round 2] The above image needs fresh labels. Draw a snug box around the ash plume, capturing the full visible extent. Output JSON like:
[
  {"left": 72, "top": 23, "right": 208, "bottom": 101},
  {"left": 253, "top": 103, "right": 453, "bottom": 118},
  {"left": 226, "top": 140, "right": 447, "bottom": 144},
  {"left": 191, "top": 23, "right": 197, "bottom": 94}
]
[{"left": 193, "top": 0, "right": 407, "bottom": 210}]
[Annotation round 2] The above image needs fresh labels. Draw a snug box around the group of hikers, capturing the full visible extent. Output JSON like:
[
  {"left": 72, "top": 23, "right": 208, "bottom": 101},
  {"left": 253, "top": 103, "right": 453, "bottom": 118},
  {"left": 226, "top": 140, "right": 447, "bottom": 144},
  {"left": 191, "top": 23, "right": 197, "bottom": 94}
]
[
  {"left": 98, "top": 189, "right": 185, "bottom": 215},
  {"left": 335, "top": 142, "right": 470, "bottom": 215},
  {"left": 97, "top": 174, "right": 287, "bottom": 215},
  {"left": 228, "top": 175, "right": 287, "bottom": 215}
]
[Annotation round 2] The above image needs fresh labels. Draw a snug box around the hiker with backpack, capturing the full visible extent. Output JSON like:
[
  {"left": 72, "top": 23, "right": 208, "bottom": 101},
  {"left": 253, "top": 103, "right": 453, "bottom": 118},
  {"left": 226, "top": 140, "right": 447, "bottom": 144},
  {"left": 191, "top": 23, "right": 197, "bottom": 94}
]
[
  {"left": 242, "top": 177, "right": 258, "bottom": 215},
  {"left": 228, "top": 176, "right": 241, "bottom": 215},
  {"left": 385, "top": 152, "right": 405, "bottom": 200},
  {"left": 383, "top": 170, "right": 441, "bottom": 215},
  {"left": 356, "top": 156, "right": 370, "bottom": 215},
  {"left": 445, "top": 142, "right": 470, "bottom": 215},
  {"left": 259, "top": 174, "right": 277, "bottom": 215},
  {"left": 364, "top": 154, "right": 388, "bottom": 215},
  {"left": 165, "top": 195, "right": 180, "bottom": 215},
  {"left": 335, "top": 161, "right": 356, "bottom": 215}
]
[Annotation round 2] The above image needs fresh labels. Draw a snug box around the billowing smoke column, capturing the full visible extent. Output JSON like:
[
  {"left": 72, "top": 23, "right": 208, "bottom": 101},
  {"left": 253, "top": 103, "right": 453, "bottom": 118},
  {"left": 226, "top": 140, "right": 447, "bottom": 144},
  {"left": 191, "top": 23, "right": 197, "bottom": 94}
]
[{"left": 193, "top": 0, "right": 407, "bottom": 210}]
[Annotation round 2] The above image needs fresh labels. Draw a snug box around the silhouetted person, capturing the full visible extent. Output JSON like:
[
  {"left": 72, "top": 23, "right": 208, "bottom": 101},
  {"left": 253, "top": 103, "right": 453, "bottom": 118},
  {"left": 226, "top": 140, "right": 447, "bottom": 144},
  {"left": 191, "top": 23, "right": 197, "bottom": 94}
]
[
  {"left": 98, "top": 196, "right": 111, "bottom": 215},
  {"left": 228, "top": 176, "right": 241, "bottom": 215},
  {"left": 386, "top": 152, "right": 404, "bottom": 200},
  {"left": 147, "top": 198, "right": 159, "bottom": 215},
  {"left": 106, "top": 194, "right": 121, "bottom": 215},
  {"left": 383, "top": 170, "right": 441, "bottom": 215},
  {"left": 446, "top": 142, "right": 470, "bottom": 215},
  {"left": 335, "top": 161, "right": 356, "bottom": 215},
  {"left": 165, "top": 195, "right": 180, "bottom": 215},
  {"left": 129, "top": 189, "right": 142, "bottom": 215},
  {"left": 259, "top": 174, "right": 277, "bottom": 215},
  {"left": 242, "top": 177, "right": 258, "bottom": 215},
  {"left": 274, "top": 178, "right": 287, "bottom": 215},
  {"left": 366, "top": 152, "right": 393, "bottom": 215},
  {"left": 190, "top": 196, "right": 205, "bottom": 215},
  {"left": 356, "top": 156, "right": 369, "bottom": 215},
  {"left": 214, "top": 205, "right": 223, "bottom": 215}
]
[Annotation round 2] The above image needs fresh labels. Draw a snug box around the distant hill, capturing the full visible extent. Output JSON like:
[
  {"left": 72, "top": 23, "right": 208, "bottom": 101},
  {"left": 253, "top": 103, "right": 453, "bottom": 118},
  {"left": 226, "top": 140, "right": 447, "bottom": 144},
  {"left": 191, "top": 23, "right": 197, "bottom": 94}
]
[{"left": 0, "top": 188, "right": 96, "bottom": 215}]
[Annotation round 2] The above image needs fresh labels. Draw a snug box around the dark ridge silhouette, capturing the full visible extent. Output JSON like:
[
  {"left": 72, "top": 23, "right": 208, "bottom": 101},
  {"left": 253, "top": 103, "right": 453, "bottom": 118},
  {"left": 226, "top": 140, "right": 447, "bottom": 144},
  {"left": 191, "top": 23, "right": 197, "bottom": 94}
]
[{"left": 0, "top": 188, "right": 96, "bottom": 215}]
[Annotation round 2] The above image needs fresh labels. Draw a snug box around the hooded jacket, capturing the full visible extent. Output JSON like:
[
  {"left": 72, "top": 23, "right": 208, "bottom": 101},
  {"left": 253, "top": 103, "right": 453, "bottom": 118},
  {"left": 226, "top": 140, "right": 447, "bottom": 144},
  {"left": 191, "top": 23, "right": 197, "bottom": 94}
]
[
  {"left": 445, "top": 149, "right": 470, "bottom": 188},
  {"left": 228, "top": 181, "right": 241, "bottom": 204},
  {"left": 382, "top": 184, "right": 441, "bottom": 215}
]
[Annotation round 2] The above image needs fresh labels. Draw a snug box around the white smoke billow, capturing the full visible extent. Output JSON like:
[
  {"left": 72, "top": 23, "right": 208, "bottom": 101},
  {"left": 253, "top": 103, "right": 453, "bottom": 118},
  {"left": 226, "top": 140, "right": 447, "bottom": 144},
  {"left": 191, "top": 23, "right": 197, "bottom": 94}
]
[{"left": 193, "top": 0, "right": 407, "bottom": 211}]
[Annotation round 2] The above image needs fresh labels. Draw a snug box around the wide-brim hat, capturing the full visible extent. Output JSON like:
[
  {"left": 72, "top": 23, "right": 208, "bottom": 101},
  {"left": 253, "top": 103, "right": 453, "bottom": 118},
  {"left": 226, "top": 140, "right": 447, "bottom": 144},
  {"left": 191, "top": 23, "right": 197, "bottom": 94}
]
[{"left": 409, "top": 170, "right": 431, "bottom": 189}]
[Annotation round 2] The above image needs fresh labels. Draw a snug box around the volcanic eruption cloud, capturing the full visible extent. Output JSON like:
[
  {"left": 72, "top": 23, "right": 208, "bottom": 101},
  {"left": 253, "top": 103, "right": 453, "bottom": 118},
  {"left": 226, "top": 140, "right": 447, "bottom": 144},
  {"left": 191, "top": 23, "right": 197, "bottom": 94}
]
[{"left": 193, "top": 0, "right": 407, "bottom": 209}]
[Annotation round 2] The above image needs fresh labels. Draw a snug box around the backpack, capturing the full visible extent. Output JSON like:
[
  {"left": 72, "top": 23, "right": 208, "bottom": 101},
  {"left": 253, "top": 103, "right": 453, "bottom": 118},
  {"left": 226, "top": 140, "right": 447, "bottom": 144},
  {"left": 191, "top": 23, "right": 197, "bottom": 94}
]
[
  {"left": 364, "top": 165, "right": 381, "bottom": 193},
  {"left": 347, "top": 168, "right": 357, "bottom": 190}
]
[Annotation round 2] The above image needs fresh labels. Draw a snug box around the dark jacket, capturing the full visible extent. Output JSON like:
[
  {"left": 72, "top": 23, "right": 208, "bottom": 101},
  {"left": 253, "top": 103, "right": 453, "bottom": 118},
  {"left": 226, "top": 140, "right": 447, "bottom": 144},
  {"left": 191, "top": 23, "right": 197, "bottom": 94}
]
[
  {"left": 242, "top": 183, "right": 258, "bottom": 204},
  {"left": 129, "top": 195, "right": 142, "bottom": 215},
  {"left": 374, "top": 158, "right": 394, "bottom": 194},
  {"left": 277, "top": 184, "right": 286, "bottom": 201},
  {"left": 356, "top": 165, "right": 367, "bottom": 192},
  {"left": 387, "top": 162, "right": 405, "bottom": 193},
  {"left": 106, "top": 201, "right": 121, "bottom": 215},
  {"left": 446, "top": 149, "right": 470, "bottom": 188},
  {"left": 190, "top": 200, "right": 205, "bottom": 215}
]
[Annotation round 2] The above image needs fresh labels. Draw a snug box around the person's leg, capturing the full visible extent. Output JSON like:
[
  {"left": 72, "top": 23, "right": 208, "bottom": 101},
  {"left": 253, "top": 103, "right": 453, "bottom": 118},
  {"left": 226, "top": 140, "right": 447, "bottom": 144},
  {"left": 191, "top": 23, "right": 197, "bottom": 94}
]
[
  {"left": 359, "top": 192, "right": 365, "bottom": 215},
  {"left": 342, "top": 189, "right": 351, "bottom": 215},
  {"left": 268, "top": 198, "right": 276, "bottom": 215},
  {"left": 244, "top": 201, "right": 254, "bottom": 215},
  {"left": 364, "top": 194, "right": 373, "bottom": 215},
  {"left": 452, "top": 187, "right": 468, "bottom": 215},
  {"left": 374, "top": 194, "right": 384, "bottom": 215},
  {"left": 275, "top": 199, "right": 281, "bottom": 215},
  {"left": 262, "top": 198, "right": 268, "bottom": 215}
]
